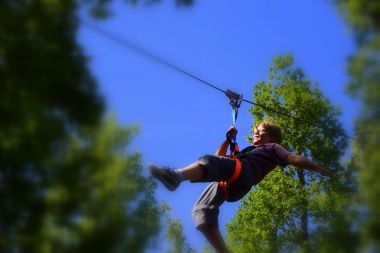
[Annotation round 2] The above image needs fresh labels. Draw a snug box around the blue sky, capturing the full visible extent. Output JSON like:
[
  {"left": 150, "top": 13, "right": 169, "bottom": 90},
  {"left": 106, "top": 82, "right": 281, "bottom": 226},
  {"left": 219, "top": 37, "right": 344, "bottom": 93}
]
[{"left": 78, "top": 0, "right": 359, "bottom": 251}]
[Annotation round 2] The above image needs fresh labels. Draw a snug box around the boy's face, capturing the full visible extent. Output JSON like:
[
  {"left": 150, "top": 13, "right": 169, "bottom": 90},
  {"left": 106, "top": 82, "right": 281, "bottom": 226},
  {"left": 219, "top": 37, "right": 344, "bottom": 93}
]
[{"left": 253, "top": 124, "right": 273, "bottom": 145}]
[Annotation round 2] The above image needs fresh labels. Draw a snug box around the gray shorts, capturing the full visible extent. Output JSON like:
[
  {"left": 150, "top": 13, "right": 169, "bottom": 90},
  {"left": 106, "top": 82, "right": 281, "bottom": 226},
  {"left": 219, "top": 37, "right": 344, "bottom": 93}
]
[{"left": 192, "top": 155, "right": 254, "bottom": 229}]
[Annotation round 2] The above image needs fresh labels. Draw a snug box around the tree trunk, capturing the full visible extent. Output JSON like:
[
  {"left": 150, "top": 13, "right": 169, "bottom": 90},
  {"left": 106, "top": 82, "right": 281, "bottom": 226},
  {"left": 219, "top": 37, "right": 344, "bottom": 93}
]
[
  {"left": 297, "top": 169, "right": 309, "bottom": 251},
  {"left": 270, "top": 227, "right": 279, "bottom": 253}
]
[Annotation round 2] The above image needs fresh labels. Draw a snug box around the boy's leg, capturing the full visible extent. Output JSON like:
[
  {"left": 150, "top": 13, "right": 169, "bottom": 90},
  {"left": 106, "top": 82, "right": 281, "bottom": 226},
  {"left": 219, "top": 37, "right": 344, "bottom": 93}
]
[
  {"left": 149, "top": 155, "right": 236, "bottom": 191},
  {"left": 177, "top": 162, "right": 205, "bottom": 181},
  {"left": 148, "top": 162, "right": 204, "bottom": 191},
  {"left": 200, "top": 225, "right": 230, "bottom": 253},
  {"left": 192, "top": 182, "right": 231, "bottom": 253}
]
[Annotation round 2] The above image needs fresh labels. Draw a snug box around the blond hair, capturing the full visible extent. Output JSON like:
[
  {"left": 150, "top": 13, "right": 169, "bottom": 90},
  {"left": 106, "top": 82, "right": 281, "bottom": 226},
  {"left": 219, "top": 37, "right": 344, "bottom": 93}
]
[{"left": 256, "top": 120, "right": 283, "bottom": 144}]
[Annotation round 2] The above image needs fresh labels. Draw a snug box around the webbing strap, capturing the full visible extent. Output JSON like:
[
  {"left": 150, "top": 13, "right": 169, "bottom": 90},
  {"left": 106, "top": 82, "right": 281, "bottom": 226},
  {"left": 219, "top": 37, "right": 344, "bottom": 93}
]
[
  {"left": 219, "top": 157, "right": 242, "bottom": 200},
  {"left": 227, "top": 158, "right": 241, "bottom": 183},
  {"left": 219, "top": 181, "right": 228, "bottom": 200},
  {"left": 232, "top": 108, "right": 238, "bottom": 127},
  {"left": 229, "top": 142, "right": 240, "bottom": 158}
]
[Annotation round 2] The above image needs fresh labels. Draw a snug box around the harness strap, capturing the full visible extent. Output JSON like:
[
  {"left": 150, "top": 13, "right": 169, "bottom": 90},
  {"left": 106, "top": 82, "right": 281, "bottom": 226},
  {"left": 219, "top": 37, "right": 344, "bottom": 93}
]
[
  {"left": 219, "top": 181, "right": 228, "bottom": 200},
  {"left": 219, "top": 157, "right": 242, "bottom": 200},
  {"left": 227, "top": 157, "right": 242, "bottom": 183},
  {"left": 229, "top": 142, "right": 240, "bottom": 157}
]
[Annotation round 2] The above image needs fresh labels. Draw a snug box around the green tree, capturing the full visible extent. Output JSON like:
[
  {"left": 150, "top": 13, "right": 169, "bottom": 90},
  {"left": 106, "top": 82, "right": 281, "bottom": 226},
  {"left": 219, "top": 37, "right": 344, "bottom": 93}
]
[
  {"left": 334, "top": 0, "right": 380, "bottom": 251},
  {"left": 40, "top": 116, "right": 162, "bottom": 253},
  {"left": 0, "top": 1, "right": 163, "bottom": 252},
  {"left": 0, "top": 1, "right": 102, "bottom": 251},
  {"left": 226, "top": 55, "right": 356, "bottom": 253},
  {"left": 201, "top": 245, "right": 214, "bottom": 253},
  {"left": 85, "top": 0, "right": 193, "bottom": 18},
  {"left": 166, "top": 217, "right": 195, "bottom": 253},
  {"left": 335, "top": 0, "right": 380, "bottom": 35}
]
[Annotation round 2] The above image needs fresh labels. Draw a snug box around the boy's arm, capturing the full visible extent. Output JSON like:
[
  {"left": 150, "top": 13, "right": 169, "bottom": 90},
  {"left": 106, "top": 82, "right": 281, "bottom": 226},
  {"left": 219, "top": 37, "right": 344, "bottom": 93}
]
[
  {"left": 215, "top": 139, "right": 230, "bottom": 156},
  {"left": 215, "top": 126, "right": 237, "bottom": 156},
  {"left": 286, "top": 154, "right": 333, "bottom": 178}
]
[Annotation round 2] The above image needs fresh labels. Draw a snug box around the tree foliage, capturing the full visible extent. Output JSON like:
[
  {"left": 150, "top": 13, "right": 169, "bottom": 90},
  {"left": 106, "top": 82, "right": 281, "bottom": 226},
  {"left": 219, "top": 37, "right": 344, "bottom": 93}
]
[
  {"left": 226, "top": 55, "right": 356, "bottom": 253},
  {"left": 166, "top": 217, "right": 195, "bottom": 253},
  {"left": 335, "top": 0, "right": 380, "bottom": 36},
  {"left": 40, "top": 116, "right": 162, "bottom": 253},
  {"left": 335, "top": 0, "right": 380, "bottom": 250},
  {"left": 0, "top": 1, "right": 162, "bottom": 252},
  {"left": 84, "top": 0, "right": 193, "bottom": 18}
]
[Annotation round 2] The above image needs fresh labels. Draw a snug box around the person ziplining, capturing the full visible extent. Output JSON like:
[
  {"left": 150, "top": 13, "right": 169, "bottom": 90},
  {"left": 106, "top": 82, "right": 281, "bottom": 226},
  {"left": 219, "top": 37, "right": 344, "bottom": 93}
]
[
  {"left": 83, "top": 22, "right": 337, "bottom": 253},
  {"left": 149, "top": 91, "right": 334, "bottom": 253}
]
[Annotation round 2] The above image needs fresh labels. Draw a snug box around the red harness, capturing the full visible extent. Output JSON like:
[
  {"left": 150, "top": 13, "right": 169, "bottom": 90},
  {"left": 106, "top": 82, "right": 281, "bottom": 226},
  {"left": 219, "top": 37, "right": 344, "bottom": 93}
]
[{"left": 219, "top": 143, "right": 242, "bottom": 200}]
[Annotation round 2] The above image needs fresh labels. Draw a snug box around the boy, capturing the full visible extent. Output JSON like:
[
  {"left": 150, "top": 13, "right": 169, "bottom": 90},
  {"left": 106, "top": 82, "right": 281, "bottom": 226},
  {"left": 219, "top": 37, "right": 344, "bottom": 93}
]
[{"left": 149, "top": 121, "right": 333, "bottom": 253}]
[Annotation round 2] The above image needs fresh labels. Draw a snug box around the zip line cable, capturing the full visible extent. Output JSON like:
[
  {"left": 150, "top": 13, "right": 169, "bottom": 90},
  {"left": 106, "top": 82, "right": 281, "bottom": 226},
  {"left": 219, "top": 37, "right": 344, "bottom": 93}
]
[
  {"left": 81, "top": 20, "right": 225, "bottom": 94},
  {"left": 81, "top": 20, "right": 353, "bottom": 139}
]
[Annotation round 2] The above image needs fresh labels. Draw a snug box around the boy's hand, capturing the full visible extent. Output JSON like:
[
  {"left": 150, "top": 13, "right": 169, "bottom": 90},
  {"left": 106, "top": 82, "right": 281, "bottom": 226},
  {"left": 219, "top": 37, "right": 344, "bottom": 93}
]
[{"left": 226, "top": 126, "right": 238, "bottom": 143}]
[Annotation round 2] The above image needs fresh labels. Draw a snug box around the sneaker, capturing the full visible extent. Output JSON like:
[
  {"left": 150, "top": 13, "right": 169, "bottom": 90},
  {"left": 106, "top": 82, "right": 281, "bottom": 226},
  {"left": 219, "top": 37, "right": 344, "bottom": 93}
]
[{"left": 148, "top": 164, "right": 181, "bottom": 191}]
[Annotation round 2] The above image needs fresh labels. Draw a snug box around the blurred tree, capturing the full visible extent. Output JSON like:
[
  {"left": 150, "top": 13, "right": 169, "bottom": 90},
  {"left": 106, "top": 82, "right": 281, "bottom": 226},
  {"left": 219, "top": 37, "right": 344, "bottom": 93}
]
[
  {"left": 0, "top": 1, "right": 162, "bottom": 252},
  {"left": 166, "top": 217, "right": 195, "bottom": 253},
  {"left": 335, "top": 0, "right": 380, "bottom": 251},
  {"left": 226, "top": 55, "right": 356, "bottom": 253},
  {"left": 0, "top": 0, "right": 102, "bottom": 251},
  {"left": 201, "top": 245, "right": 214, "bottom": 253},
  {"left": 335, "top": 0, "right": 380, "bottom": 36},
  {"left": 39, "top": 116, "right": 162, "bottom": 253},
  {"left": 85, "top": 0, "right": 193, "bottom": 18}
]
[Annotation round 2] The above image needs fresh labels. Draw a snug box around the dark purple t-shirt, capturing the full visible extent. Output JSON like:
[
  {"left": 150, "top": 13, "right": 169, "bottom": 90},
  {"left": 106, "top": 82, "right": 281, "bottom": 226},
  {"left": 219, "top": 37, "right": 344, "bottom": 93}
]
[{"left": 238, "top": 143, "right": 291, "bottom": 185}]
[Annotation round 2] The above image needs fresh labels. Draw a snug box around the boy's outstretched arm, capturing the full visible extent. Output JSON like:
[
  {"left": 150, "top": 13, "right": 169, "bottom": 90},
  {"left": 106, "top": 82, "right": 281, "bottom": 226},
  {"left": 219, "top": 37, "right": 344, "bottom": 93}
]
[{"left": 287, "top": 154, "right": 333, "bottom": 178}]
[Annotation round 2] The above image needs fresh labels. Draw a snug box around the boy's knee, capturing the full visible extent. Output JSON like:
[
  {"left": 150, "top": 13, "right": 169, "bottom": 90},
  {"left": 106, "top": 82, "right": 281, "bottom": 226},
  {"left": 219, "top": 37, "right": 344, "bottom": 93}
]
[
  {"left": 197, "top": 155, "right": 213, "bottom": 179},
  {"left": 192, "top": 206, "right": 219, "bottom": 230},
  {"left": 199, "top": 154, "right": 214, "bottom": 160},
  {"left": 197, "top": 155, "right": 236, "bottom": 182},
  {"left": 197, "top": 223, "right": 217, "bottom": 232}
]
